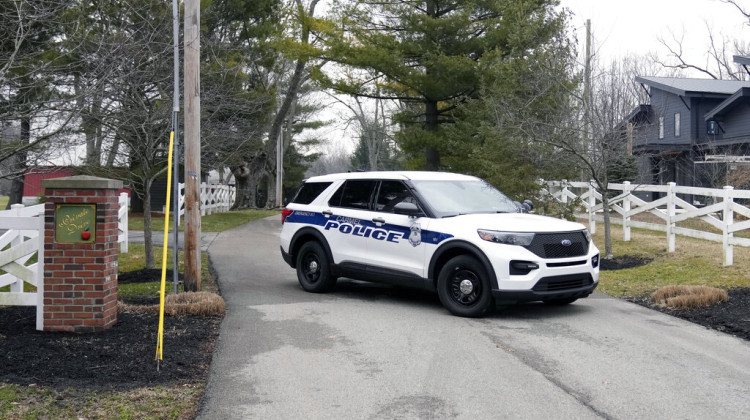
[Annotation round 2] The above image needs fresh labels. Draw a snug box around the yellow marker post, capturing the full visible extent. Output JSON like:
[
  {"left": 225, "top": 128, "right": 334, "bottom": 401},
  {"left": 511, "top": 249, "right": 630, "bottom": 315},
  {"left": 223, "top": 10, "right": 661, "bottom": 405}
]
[{"left": 156, "top": 131, "right": 175, "bottom": 368}]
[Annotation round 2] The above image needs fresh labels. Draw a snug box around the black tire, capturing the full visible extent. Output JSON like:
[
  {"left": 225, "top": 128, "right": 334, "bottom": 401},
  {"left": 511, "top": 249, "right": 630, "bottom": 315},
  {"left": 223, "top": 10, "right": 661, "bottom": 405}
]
[
  {"left": 543, "top": 297, "right": 578, "bottom": 305},
  {"left": 296, "top": 241, "right": 336, "bottom": 293},
  {"left": 437, "top": 255, "right": 493, "bottom": 317}
]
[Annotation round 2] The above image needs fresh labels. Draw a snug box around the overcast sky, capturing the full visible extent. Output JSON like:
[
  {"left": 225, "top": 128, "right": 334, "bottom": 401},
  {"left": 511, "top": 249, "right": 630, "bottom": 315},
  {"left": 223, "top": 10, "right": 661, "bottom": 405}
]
[{"left": 560, "top": 0, "right": 749, "bottom": 69}]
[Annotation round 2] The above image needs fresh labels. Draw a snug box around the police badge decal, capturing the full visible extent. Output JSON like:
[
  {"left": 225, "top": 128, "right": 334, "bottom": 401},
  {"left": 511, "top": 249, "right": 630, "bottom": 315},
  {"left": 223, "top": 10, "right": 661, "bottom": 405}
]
[{"left": 409, "top": 222, "right": 422, "bottom": 247}]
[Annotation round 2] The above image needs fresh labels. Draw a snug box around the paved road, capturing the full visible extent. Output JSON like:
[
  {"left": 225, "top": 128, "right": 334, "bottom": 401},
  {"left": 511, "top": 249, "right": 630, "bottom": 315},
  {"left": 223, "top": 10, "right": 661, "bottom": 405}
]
[{"left": 198, "top": 216, "right": 750, "bottom": 419}]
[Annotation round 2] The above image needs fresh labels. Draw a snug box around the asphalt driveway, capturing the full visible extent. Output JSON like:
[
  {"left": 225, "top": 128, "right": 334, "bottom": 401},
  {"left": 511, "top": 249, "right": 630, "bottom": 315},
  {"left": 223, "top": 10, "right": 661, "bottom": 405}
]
[{"left": 198, "top": 216, "right": 750, "bottom": 419}]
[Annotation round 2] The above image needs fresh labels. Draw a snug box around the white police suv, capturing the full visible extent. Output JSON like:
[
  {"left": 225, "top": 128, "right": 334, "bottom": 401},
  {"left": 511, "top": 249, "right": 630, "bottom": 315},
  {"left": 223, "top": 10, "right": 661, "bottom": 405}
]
[{"left": 280, "top": 171, "right": 599, "bottom": 317}]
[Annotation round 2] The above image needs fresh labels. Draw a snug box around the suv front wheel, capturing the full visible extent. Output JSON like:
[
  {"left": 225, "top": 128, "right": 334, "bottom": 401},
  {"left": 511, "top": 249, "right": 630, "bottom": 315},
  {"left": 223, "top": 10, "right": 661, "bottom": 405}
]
[
  {"left": 296, "top": 241, "right": 337, "bottom": 293},
  {"left": 437, "top": 255, "right": 493, "bottom": 317}
]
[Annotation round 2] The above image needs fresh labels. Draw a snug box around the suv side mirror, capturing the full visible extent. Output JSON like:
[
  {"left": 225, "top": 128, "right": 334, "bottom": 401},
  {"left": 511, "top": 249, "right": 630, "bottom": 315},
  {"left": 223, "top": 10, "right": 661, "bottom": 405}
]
[
  {"left": 394, "top": 202, "right": 423, "bottom": 217},
  {"left": 514, "top": 200, "right": 534, "bottom": 213}
]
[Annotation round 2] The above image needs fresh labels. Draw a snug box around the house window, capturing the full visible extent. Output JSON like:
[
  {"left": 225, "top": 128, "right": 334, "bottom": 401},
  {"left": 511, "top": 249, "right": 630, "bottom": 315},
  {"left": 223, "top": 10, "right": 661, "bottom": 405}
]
[
  {"left": 659, "top": 117, "right": 664, "bottom": 139},
  {"left": 674, "top": 113, "right": 681, "bottom": 137},
  {"left": 707, "top": 120, "right": 718, "bottom": 135}
]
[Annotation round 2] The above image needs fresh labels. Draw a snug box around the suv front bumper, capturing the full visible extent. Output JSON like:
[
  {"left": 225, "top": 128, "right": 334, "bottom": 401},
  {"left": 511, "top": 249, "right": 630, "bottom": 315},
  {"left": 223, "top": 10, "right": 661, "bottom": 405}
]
[{"left": 492, "top": 274, "right": 598, "bottom": 304}]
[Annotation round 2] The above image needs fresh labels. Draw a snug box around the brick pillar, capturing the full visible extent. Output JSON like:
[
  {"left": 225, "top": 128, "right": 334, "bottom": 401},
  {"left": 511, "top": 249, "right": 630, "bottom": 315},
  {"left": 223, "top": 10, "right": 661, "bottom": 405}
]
[{"left": 41, "top": 176, "right": 123, "bottom": 332}]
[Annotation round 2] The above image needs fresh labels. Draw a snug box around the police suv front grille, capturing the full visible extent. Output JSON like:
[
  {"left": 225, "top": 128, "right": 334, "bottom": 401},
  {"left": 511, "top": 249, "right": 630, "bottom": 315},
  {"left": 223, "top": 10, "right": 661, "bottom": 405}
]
[
  {"left": 546, "top": 260, "right": 587, "bottom": 268},
  {"left": 524, "top": 232, "right": 589, "bottom": 259},
  {"left": 532, "top": 274, "right": 594, "bottom": 292}
]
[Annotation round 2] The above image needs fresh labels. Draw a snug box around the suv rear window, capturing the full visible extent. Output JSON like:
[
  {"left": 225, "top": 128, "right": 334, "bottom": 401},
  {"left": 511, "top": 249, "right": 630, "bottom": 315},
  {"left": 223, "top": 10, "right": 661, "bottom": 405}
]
[
  {"left": 290, "top": 182, "right": 332, "bottom": 205},
  {"left": 329, "top": 180, "right": 377, "bottom": 209}
]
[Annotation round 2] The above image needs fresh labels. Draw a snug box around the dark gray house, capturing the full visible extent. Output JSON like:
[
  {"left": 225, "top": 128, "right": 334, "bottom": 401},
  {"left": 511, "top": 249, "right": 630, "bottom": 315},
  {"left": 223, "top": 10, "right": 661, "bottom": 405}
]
[{"left": 626, "top": 60, "right": 750, "bottom": 190}]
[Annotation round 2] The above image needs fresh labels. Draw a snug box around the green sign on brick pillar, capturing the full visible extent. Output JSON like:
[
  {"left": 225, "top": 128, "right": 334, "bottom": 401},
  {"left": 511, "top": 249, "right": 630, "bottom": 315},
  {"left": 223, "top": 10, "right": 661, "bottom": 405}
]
[
  {"left": 42, "top": 175, "right": 122, "bottom": 332},
  {"left": 55, "top": 204, "right": 96, "bottom": 243}
]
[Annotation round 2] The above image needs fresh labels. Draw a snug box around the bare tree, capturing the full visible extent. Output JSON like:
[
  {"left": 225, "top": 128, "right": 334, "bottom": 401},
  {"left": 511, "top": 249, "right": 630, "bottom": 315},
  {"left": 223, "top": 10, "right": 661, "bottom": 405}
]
[
  {"left": 73, "top": 0, "right": 176, "bottom": 269},
  {"left": 327, "top": 92, "right": 400, "bottom": 171},
  {"left": 0, "top": 1, "right": 76, "bottom": 206},
  {"left": 305, "top": 142, "right": 351, "bottom": 176},
  {"left": 480, "top": 41, "right": 658, "bottom": 258},
  {"left": 654, "top": 1, "right": 749, "bottom": 81}
]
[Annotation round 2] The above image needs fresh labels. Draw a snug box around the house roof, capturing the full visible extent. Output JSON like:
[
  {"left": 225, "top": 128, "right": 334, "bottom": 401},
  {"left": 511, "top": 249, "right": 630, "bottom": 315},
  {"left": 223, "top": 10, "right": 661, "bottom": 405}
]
[
  {"left": 704, "top": 87, "right": 750, "bottom": 121},
  {"left": 734, "top": 55, "right": 750, "bottom": 67},
  {"left": 624, "top": 104, "right": 652, "bottom": 123},
  {"left": 635, "top": 76, "right": 750, "bottom": 97}
]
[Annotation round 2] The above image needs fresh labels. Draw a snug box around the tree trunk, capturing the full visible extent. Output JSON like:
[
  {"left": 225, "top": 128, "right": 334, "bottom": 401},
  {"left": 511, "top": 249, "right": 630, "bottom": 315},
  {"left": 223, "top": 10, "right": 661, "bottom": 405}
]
[
  {"left": 368, "top": 131, "right": 379, "bottom": 171},
  {"left": 105, "top": 133, "right": 121, "bottom": 167},
  {"left": 600, "top": 186, "right": 614, "bottom": 259},
  {"left": 143, "top": 178, "right": 155, "bottom": 269},
  {"left": 6, "top": 118, "right": 30, "bottom": 208},
  {"left": 83, "top": 92, "right": 103, "bottom": 167},
  {"left": 232, "top": 159, "right": 264, "bottom": 209},
  {"left": 266, "top": 175, "right": 275, "bottom": 208},
  {"left": 424, "top": 100, "right": 440, "bottom": 170}
]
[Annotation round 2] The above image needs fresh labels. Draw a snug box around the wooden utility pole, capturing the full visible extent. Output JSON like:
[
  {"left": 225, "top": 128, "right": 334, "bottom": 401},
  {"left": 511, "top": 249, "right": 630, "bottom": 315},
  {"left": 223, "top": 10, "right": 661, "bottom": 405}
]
[
  {"left": 184, "top": 0, "right": 201, "bottom": 291},
  {"left": 276, "top": 124, "right": 283, "bottom": 207},
  {"left": 583, "top": 19, "right": 593, "bottom": 156}
]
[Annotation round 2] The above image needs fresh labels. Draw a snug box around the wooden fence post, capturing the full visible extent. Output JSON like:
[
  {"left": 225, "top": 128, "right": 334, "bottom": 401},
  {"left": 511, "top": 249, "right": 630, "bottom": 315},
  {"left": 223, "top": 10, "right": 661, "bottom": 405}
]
[
  {"left": 118, "top": 193, "right": 129, "bottom": 253},
  {"left": 8, "top": 204, "right": 23, "bottom": 294},
  {"left": 723, "top": 185, "right": 734, "bottom": 266},
  {"left": 667, "top": 182, "right": 676, "bottom": 252},
  {"left": 588, "top": 180, "right": 596, "bottom": 234},
  {"left": 623, "top": 181, "right": 631, "bottom": 242}
]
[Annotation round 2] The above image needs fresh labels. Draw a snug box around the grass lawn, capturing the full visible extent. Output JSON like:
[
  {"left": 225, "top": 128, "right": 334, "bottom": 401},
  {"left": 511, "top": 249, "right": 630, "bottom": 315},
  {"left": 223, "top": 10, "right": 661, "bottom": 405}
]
[
  {"left": 593, "top": 222, "right": 750, "bottom": 298},
  {"left": 0, "top": 383, "right": 200, "bottom": 420},
  {"left": 118, "top": 243, "right": 215, "bottom": 298},
  {"left": 128, "top": 208, "right": 279, "bottom": 232}
]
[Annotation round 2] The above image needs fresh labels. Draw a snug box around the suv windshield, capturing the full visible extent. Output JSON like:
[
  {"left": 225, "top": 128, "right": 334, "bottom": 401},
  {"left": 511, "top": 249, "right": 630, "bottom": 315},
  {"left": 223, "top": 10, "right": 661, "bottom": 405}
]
[{"left": 411, "top": 179, "right": 518, "bottom": 217}]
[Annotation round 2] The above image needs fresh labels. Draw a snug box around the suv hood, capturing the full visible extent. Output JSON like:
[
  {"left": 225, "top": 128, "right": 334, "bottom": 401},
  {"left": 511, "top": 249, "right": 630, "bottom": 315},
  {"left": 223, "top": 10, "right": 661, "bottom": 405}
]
[{"left": 445, "top": 213, "right": 586, "bottom": 233}]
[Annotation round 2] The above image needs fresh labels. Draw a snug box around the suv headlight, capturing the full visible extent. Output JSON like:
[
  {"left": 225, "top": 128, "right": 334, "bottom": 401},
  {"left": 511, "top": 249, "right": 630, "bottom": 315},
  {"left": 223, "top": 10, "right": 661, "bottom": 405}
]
[
  {"left": 583, "top": 229, "right": 591, "bottom": 243},
  {"left": 477, "top": 229, "right": 534, "bottom": 246}
]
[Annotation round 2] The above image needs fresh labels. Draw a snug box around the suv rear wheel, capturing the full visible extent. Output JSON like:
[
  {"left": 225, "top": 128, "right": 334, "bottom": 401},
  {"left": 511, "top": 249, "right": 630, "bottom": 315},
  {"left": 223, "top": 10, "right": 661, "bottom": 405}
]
[
  {"left": 296, "top": 241, "right": 336, "bottom": 292},
  {"left": 437, "top": 255, "right": 493, "bottom": 317}
]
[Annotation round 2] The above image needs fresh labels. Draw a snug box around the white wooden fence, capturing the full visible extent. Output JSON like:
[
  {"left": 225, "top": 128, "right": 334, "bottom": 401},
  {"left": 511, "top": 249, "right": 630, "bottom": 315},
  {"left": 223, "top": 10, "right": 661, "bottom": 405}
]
[
  {"left": 544, "top": 180, "right": 750, "bottom": 266},
  {"left": 0, "top": 197, "right": 130, "bottom": 330},
  {"left": 118, "top": 192, "right": 129, "bottom": 253},
  {"left": 0, "top": 204, "right": 45, "bottom": 330},
  {"left": 175, "top": 182, "right": 236, "bottom": 225}
]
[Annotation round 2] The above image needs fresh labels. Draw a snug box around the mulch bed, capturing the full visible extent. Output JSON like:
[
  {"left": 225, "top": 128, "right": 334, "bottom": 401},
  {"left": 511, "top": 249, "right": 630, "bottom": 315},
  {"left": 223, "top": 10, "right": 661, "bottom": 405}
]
[
  {"left": 0, "top": 269, "right": 221, "bottom": 391},
  {"left": 600, "top": 255, "right": 750, "bottom": 342},
  {"left": 625, "top": 289, "right": 750, "bottom": 341}
]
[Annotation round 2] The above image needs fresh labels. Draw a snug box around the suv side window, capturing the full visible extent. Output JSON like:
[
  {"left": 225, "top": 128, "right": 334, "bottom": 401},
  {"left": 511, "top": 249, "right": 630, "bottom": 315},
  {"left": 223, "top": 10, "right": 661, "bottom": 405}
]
[
  {"left": 375, "top": 181, "right": 417, "bottom": 212},
  {"left": 290, "top": 182, "right": 332, "bottom": 205},
  {"left": 329, "top": 180, "right": 377, "bottom": 210}
]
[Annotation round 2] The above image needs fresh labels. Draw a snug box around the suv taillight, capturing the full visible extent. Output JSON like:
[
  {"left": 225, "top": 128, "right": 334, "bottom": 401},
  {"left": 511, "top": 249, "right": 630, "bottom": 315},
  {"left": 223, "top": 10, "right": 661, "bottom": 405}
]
[{"left": 281, "top": 208, "right": 293, "bottom": 224}]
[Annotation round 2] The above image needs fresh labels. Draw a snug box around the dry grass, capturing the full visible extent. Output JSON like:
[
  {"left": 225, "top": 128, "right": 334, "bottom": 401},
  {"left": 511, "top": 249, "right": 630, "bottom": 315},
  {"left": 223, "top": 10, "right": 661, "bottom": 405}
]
[
  {"left": 651, "top": 285, "right": 729, "bottom": 309},
  {"left": 119, "top": 291, "right": 225, "bottom": 316},
  {"left": 590, "top": 221, "right": 750, "bottom": 298}
]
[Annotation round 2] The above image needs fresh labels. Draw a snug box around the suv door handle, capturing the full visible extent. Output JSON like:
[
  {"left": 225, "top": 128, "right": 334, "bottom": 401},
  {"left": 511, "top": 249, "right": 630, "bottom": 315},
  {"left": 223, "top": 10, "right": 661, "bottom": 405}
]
[
  {"left": 372, "top": 217, "right": 385, "bottom": 225},
  {"left": 322, "top": 210, "right": 333, "bottom": 217}
]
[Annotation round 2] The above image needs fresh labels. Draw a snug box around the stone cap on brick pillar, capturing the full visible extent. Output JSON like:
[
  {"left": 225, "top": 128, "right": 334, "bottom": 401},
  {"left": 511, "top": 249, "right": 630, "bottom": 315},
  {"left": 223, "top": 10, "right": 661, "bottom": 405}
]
[{"left": 41, "top": 175, "right": 123, "bottom": 190}]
